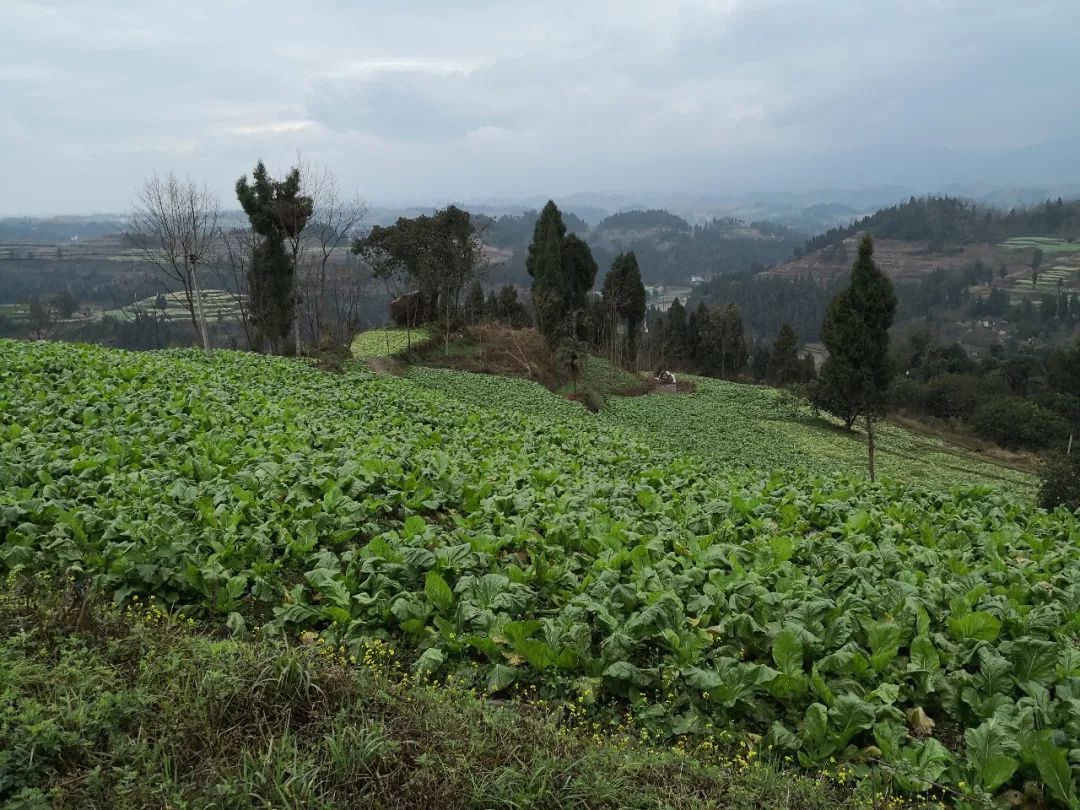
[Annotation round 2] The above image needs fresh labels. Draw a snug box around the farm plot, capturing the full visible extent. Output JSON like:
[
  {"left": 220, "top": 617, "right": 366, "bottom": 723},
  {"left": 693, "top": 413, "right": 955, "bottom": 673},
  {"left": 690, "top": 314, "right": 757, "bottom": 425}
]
[
  {"left": 1, "top": 339, "right": 1078, "bottom": 804},
  {"left": 405, "top": 363, "right": 1033, "bottom": 496},
  {"left": 351, "top": 326, "right": 433, "bottom": 359},
  {"left": 100, "top": 289, "right": 243, "bottom": 322},
  {"left": 1001, "top": 237, "right": 1080, "bottom": 256}
]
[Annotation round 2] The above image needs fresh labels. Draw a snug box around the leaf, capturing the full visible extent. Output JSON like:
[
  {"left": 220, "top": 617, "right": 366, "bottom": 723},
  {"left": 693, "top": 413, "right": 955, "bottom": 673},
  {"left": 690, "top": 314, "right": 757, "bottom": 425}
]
[
  {"left": 682, "top": 666, "right": 723, "bottom": 691},
  {"left": 304, "top": 568, "right": 351, "bottom": 610},
  {"left": 226, "top": 611, "right": 247, "bottom": 637},
  {"left": 908, "top": 636, "right": 940, "bottom": 672},
  {"left": 403, "top": 515, "right": 427, "bottom": 538},
  {"left": 1010, "top": 639, "right": 1058, "bottom": 686},
  {"left": 414, "top": 647, "right": 445, "bottom": 675},
  {"left": 865, "top": 619, "right": 902, "bottom": 672},
  {"left": 830, "top": 693, "right": 875, "bottom": 747},
  {"left": 772, "top": 627, "right": 804, "bottom": 676},
  {"left": 965, "top": 719, "right": 1018, "bottom": 792},
  {"left": 800, "top": 702, "right": 835, "bottom": 764},
  {"left": 603, "top": 661, "right": 651, "bottom": 687},
  {"left": 770, "top": 535, "right": 794, "bottom": 563},
  {"left": 949, "top": 611, "right": 1001, "bottom": 642},
  {"left": 225, "top": 574, "right": 248, "bottom": 600},
  {"left": 810, "top": 667, "right": 835, "bottom": 706},
  {"left": 424, "top": 570, "right": 455, "bottom": 612},
  {"left": 1033, "top": 738, "right": 1076, "bottom": 806},
  {"left": 906, "top": 707, "right": 935, "bottom": 738},
  {"left": 487, "top": 663, "right": 518, "bottom": 693},
  {"left": 765, "top": 721, "right": 802, "bottom": 751}
]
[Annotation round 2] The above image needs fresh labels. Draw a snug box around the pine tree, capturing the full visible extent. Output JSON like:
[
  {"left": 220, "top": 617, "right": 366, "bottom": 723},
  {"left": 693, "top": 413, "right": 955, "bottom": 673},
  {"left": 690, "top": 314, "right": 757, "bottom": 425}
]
[
  {"left": 770, "top": 323, "right": 800, "bottom": 385},
  {"left": 495, "top": 284, "right": 530, "bottom": 328},
  {"left": 815, "top": 234, "right": 897, "bottom": 480}
]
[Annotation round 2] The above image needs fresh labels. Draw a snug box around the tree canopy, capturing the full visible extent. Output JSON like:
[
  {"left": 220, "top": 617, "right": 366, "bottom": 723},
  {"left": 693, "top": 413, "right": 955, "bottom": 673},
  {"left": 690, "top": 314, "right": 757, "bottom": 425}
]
[
  {"left": 236, "top": 161, "right": 313, "bottom": 355},
  {"left": 527, "top": 201, "right": 599, "bottom": 346},
  {"left": 814, "top": 234, "right": 897, "bottom": 478}
]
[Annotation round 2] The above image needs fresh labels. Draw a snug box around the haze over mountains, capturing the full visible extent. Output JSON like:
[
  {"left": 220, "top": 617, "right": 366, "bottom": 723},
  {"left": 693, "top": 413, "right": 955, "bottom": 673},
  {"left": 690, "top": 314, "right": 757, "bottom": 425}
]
[{"left": 10, "top": 177, "right": 1079, "bottom": 241}]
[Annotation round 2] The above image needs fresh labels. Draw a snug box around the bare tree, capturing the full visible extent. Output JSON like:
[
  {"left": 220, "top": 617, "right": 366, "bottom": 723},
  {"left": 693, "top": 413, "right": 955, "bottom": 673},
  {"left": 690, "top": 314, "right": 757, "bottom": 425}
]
[
  {"left": 128, "top": 173, "right": 219, "bottom": 355},
  {"left": 295, "top": 161, "right": 367, "bottom": 347},
  {"left": 323, "top": 253, "right": 373, "bottom": 346},
  {"left": 215, "top": 224, "right": 261, "bottom": 351},
  {"left": 27, "top": 296, "right": 54, "bottom": 340}
]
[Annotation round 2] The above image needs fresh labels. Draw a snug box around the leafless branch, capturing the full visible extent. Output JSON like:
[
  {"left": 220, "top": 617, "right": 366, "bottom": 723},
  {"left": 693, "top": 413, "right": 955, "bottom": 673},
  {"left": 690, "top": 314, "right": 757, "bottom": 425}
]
[{"left": 127, "top": 172, "right": 219, "bottom": 355}]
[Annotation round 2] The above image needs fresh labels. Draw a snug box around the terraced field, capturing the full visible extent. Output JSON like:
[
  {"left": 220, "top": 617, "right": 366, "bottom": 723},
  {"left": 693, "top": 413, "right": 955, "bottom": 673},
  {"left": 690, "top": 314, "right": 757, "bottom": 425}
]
[
  {"left": 1002, "top": 236, "right": 1080, "bottom": 256},
  {"left": 100, "top": 289, "right": 243, "bottom": 322}
]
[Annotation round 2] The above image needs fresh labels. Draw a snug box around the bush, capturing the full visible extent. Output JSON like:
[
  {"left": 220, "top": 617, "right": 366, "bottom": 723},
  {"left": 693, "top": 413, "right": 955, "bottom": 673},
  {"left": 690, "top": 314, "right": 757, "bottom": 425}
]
[
  {"left": 553, "top": 339, "right": 589, "bottom": 392},
  {"left": 1031, "top": 390, "right": 1080, "bottom": 427},
  {"left": 1039, "top": 452, "right": 1080, "bottom": 511},
  {"left": 971, "top": 397, "right": 1070, "bottom": 450},
  {"left": 920, "top": 373, "right": 986, "bottom": 421},
  {"left": 889, "top": 377, "right": 924, "bottom": 411}
]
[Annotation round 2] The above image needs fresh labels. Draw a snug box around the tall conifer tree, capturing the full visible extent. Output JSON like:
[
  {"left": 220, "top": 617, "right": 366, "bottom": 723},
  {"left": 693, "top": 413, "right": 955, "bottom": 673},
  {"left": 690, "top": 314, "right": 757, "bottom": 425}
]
[
  {"left": 527, "top": 201, "right": 598, "bottom": 347},
  {"left": 815, "top": 234, "right": 897, "bottom": 480}
]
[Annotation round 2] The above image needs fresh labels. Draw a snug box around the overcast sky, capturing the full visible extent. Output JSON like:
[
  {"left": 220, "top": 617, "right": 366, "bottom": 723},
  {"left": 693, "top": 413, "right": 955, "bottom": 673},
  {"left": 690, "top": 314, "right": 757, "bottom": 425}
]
[{"left": 3, "top": 0, "right": 1079, "bottom": 214}]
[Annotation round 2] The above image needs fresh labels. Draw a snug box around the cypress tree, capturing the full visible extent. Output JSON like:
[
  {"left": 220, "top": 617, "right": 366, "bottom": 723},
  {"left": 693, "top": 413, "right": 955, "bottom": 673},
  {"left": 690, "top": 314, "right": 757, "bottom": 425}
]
[
  {"left": 601, "top": 252, "right": 646, "bottom": 365},
  {"left": 662, "top": 298, "right": 689, "bottom": 365},
  {"left": 715, "top": 303, "right": 747, "bottom": 378},
  {"left": 770, "top": 323, "right": 800, "bottom": 385},
  {"left": 528, "top": 201, "right": 569, "bottom": 345},
  {"left": 236, "top": 161, "right": 313, "bottom": 355},
  {"left": 816, "top": 234, "right": 897, "bottom": 480},
  {"left": 527, "top": 201, "right": 598, "bottom": 347},
  {"left": 562, "top": 234, "right": 599, "bottom": 330}
]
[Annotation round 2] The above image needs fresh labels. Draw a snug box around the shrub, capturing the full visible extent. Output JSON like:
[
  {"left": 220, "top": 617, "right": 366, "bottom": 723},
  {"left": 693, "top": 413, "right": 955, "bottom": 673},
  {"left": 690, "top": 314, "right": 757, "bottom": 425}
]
[
  {"left": 1039, "top": 452, "right": 1080, "bottom": 511},
  {"left": 971, "top": 397, "right": 1070, "bottom": 450},
  {"left": 920, "top": 373, "right": 985, "bottom": 421}
]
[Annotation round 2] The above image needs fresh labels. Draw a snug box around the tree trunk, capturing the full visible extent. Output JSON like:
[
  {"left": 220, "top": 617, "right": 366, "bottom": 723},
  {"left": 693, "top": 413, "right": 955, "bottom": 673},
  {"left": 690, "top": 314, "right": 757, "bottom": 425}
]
[
  {"left": 190, "top": 260, "right": 212, "bottom": 357},
  {"left": 866, "top": 415, "right": 876, "bottom": 482}
]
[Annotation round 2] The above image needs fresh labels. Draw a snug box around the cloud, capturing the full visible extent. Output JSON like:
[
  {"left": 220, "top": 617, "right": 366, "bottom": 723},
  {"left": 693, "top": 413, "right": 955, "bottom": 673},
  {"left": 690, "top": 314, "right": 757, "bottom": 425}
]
[
  {"left": 0, "top": 0, "right": 1078, "bottom": 213},
  {"left": 307, "top": 66, "right": 506, "bottom": 141}
]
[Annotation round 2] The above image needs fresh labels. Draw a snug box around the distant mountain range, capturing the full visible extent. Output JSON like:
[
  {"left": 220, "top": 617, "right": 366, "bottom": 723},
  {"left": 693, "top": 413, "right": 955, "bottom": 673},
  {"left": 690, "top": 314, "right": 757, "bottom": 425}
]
[{"left": 6, "top": 173, "right": 1079, "bottom": 244}]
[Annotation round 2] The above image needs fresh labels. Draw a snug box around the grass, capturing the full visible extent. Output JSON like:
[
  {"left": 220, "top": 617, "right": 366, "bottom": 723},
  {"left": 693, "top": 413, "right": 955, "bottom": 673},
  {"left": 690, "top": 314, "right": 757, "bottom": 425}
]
[{"left": 0, "top": 573, "right": 893, "bottom": 810}]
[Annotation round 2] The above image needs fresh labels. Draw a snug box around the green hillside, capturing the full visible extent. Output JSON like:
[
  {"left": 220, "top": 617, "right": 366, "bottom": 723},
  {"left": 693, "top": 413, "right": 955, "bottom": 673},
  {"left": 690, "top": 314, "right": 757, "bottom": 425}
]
[
  {"left": 404, "top": 364, "right": 1032, "bottom": 495},
  {"left": 2, "top": 339, "right": 1078, "bottom": 807}
]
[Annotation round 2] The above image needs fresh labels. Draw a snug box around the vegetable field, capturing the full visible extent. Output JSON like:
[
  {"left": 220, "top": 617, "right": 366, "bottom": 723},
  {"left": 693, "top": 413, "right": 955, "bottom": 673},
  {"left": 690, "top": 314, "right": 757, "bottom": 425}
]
[
  {"left": 405, "top": 364, "right": 1033, "bottom": 495},
  {"left": 350, "top": 326, "right": 433, "bottom": 359},
  {"left": 2, "top": 339, "right": 1079, "bottom": 805}
]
